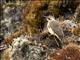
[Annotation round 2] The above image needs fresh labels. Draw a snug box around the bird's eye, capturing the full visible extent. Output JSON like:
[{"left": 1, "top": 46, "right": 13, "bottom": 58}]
[
  {"left": 73, "top": 25, "right": 76, "bottom": 28},
  {"left": 48, "top": 18, "right": 51, "bottom": 20}
]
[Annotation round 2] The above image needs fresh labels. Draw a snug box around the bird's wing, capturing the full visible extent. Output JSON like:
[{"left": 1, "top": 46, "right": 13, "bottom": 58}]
[{"left": 49, "top": 21, "right": 64, "bottom": 40}]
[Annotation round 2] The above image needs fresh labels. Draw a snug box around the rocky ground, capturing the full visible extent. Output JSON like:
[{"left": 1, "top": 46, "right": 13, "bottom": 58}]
[{"left": 0, "top": 0, "right": 80, "bottom": 60}]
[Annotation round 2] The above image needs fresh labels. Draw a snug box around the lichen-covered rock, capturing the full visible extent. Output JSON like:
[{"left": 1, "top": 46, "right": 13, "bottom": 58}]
[
  {"left": 1, "top": 5, "right": 22, "bottom": 37},
  {"left": 1, "top": 35, "right": 47, "bottom": 60}
]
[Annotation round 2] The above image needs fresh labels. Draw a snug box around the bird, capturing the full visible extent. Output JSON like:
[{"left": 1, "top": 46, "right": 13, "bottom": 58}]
[{"left": 45, "top": 15, "right": 64, "bottom": 48}]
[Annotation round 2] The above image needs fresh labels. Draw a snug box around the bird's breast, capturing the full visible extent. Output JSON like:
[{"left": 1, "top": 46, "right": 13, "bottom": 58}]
[{"left": 47, "top": 23, "right": 55, "bottom": 35}]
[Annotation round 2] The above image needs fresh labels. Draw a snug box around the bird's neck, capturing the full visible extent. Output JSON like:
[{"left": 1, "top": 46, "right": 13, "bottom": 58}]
[{"left": 47, "top": 20, "right": 53, "bottom": 27}]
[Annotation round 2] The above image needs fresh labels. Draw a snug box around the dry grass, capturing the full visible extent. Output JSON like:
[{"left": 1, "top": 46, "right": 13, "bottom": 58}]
[
  {"left": 22, "top": 0, "right": 48, "bottom": 35},
  {"left": 22, "top": 0, "right": 60, "bottom": 35}
]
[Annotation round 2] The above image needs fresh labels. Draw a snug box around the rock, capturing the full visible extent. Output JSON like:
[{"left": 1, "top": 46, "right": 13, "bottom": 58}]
[
  {"left": 1, "top": 5, "right": 22, "bottom": 37},
  {"left": 63, "top": 20, "right": 77, "bottom": 31},
  {"left": 1, "top": 35, "right": 47, "bottom": 60}
]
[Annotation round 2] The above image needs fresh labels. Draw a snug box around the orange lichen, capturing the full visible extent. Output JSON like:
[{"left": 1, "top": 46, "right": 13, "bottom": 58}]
[
  {"left": 1, "top": 49, "right": 11, "bottom": 60},
  {"left": 71, "top": 23, "right": 80, "bottom": 36}
]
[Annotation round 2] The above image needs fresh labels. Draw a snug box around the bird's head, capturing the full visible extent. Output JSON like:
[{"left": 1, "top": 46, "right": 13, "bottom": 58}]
[{"left": 44, "top": 15, "right": 56, "bottom": 22}]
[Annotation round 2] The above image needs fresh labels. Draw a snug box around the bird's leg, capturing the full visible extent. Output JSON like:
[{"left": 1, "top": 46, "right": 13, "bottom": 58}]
[
  {"left": 54, "top": 36, "right": 60, "bottom": 48},
  {"left": 54, "top": 34, "right": 63, "bottom": 49}
]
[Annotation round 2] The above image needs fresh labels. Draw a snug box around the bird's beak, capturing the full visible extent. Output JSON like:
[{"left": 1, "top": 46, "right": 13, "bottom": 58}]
[
  {"left": 43, "top": 15, "right": 48, "bottom": 22},
  {"left": 43, "top": 16, "right": 47, "bottom": 18}
]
